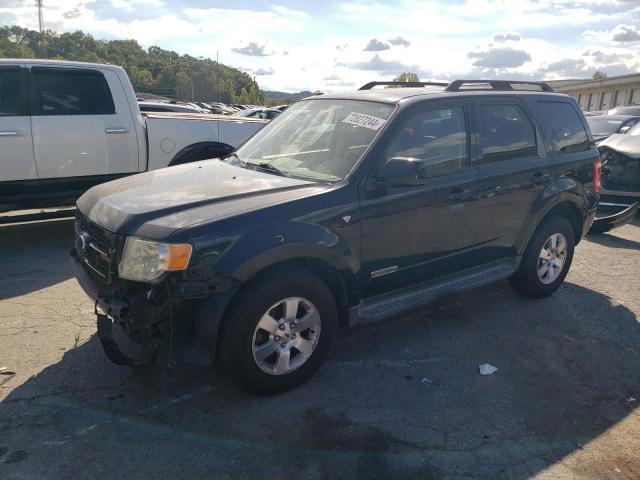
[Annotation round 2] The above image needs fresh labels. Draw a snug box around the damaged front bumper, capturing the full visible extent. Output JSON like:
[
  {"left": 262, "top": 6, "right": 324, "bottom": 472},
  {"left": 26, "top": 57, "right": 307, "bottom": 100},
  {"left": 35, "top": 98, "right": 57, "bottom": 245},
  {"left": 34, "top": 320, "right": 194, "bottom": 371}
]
[{"left": 70, "top": 248, "right": 239, "bottom": 366}]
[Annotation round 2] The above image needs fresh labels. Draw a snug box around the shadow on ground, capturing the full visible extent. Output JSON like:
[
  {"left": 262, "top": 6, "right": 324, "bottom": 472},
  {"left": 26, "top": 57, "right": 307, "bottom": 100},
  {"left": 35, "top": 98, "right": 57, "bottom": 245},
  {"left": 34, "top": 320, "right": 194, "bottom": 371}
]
[
  {"left": 1, "top": 279, "right": 638, "bottom": 479},
  {"left": 0, "top": 219, "right": 75, "bottom": 300}
]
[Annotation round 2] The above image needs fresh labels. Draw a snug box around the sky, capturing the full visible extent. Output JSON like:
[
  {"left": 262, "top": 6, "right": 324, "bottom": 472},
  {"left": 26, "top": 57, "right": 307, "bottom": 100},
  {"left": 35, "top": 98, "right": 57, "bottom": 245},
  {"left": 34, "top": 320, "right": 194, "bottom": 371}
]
[{"left": 2, "top": 0, "right": 640, "bottom": 92}]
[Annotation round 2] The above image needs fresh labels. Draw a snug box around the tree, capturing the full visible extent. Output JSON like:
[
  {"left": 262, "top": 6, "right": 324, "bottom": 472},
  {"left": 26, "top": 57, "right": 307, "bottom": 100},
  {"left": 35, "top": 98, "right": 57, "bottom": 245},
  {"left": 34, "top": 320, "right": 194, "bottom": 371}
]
[
  {"left": 592, "top": 71, "right": 608, "bottom": 80},
  {"left": 393, "top": 72, "right": 420, "bottom": 83},
  {"left": 0, "top": 25, "right": 264, "bottom": 103}
]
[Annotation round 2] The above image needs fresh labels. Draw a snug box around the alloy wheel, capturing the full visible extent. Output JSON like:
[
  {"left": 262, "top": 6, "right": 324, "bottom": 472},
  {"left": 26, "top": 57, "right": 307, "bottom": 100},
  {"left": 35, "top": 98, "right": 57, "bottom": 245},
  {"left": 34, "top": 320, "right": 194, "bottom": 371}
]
[
  {"left": 537, "top": 233, "right": 568, "bottom": 285},
  {"left": 251, "top": 297, "right": 321, "bottom": 375}
]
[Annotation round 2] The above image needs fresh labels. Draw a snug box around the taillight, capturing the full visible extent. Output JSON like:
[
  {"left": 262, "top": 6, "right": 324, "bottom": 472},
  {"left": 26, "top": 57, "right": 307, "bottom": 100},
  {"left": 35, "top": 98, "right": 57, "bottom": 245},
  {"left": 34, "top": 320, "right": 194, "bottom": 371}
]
[{"left": 593, "top": 157, "right": 602, "bottom": 193}]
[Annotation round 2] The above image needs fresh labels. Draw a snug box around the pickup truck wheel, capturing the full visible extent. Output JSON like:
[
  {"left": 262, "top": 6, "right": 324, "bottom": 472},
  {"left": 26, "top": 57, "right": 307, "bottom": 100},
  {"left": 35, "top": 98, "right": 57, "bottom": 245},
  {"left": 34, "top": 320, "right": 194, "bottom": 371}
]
[
  {"left": 510, "top": 215, "right": 575, "bottom": 299},
  {"left": 220, "top": 267, "right": 337, "bottom": 394}
]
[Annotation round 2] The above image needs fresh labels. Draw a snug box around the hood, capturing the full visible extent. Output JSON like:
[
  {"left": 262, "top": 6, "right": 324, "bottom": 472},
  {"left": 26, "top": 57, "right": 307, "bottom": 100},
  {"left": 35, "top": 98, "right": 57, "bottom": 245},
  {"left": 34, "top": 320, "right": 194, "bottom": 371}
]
[
  {"left": 598, "top": 133, "right": 640, "bottom": 159},
  {"left": 77, "top": 160, "right": 323, "bottom": 238}
]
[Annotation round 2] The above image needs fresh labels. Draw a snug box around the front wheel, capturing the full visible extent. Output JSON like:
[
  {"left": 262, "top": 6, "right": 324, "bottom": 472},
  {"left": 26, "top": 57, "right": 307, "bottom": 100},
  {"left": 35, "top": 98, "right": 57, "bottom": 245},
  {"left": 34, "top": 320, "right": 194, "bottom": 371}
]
[
  {"left": 510, "top": 215, "right": 576, "bottom": 299},
  {"left": 219, "top": 267, "right": 337, "bottom": 394}
]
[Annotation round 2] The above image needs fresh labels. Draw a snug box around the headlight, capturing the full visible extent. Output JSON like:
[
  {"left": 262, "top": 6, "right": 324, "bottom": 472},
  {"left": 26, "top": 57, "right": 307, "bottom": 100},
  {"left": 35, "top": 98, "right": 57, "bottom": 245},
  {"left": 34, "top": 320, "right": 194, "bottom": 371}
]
[{"left": 118, "top": 237, "right": 192, "bottom": 283}]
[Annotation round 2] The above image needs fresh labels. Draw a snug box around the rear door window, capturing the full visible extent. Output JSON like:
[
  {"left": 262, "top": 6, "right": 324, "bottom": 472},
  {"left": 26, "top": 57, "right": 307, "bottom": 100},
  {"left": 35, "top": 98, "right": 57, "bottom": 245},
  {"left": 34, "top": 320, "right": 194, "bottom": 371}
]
[
  {"left": 478, "top": 104, "right": 537, "bottom": 162},
  {"left": 31, "top": 68, "right": 115, "bottom": 115},
  {"left": 536, "top": 102, "right": 591, "bottom": 154},
  {"left": 0, "top": 67, "right": 28, "bottom": 116},
  {"left": 386, "top": 106, "right": 468, "bottom": 177}
]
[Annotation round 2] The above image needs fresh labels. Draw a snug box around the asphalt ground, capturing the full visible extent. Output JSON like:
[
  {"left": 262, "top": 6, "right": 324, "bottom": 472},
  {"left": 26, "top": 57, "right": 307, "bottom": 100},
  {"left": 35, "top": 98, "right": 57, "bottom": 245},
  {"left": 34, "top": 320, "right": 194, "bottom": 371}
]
[{"left": 0, "top": 216, "right": 639, "bottom": 480}]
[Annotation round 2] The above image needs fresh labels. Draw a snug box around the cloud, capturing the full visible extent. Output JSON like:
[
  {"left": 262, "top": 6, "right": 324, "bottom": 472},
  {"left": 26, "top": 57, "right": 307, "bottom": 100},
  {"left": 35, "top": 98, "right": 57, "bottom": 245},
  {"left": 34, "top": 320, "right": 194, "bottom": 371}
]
[
  {"left": 253, "top": 67, "right": 274, "bottom": 75},
  {"left": 62, "top": 4, "right": 82, "bottom": 20},
  {"left": 611, "top": 24, "right": 640, "bottom": 42},
  {"left": 540, "top": 58, "right": 589, "bottom": 77},
  {"left": 493, "top": 32, "right": 521, "bottom": 42},
  {"left": 388, "top": 36, "right": 410, "bottom": 47},
  {"left": 348, "top": 54, "right": 428, "bottom": 76},
  {"left": 323, "top": 74, "right": 341, "bottom": 81},
  {"left": 231, "top": 42, "right": 269, "bottom": 56},
  {"left": 364, "top": 38, "right": 390, "bottom": 52},
  {"left": 468, "top": 47, "right": 531, "bottom": 68},
  {"left": 583, "top": 49, "right": 630, "bottom": 64}
]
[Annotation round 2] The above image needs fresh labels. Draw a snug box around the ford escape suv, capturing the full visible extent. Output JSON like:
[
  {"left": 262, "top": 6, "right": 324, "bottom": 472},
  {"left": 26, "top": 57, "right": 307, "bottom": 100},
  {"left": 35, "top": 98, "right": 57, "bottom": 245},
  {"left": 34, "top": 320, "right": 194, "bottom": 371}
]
[{"left": 70, "top": 80, "right": 600, "bottom": 394}]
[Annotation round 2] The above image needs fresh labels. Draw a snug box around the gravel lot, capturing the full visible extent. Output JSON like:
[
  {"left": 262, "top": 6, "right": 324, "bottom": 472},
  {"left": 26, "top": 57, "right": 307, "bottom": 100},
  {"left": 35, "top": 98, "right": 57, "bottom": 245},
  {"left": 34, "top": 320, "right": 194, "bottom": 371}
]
[{"left": 1, "top": 216, "right": 639, "bottom": 480}]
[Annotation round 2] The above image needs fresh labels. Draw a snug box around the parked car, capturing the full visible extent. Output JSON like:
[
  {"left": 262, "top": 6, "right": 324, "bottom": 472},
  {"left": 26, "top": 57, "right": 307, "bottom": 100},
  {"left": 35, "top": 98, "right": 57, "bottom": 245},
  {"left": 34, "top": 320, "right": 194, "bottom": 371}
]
[
  {"left": 590, "top": 122, "right": 640, "bottom": 233},
  {"left": 586, "top": 115, "right": 640, "bottom": 143},
  {"left": 70, "top": 79, "right": 599, "bottom": 394},
  {"left": 138, "top": 101, "right": 204, "bottom": 114},
  {"left": 607, "top": 105, "right": 640, "bottom": 117},
  {"left": 584, "top": 110, "right": 605, "bottom": 117},
  {"left": 0, "top": 59, "right": 267, "bottom": 211},
  {"left": 233, "top": 108, "right": 281, "bottom": 120},
  {"left": 195, "top": 102, "right": 235, "bottom": 115},
  {"left": 273, "top": 104, "right": 290, "bottom": 112}
]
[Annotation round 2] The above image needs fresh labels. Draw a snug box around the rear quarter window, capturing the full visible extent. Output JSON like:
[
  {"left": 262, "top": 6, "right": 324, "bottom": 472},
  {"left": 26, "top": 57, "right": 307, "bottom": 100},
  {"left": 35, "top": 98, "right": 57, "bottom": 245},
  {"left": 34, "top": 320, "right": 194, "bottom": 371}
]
[{"left": 535, "top": 102, "right": 591, "bottom": 154}]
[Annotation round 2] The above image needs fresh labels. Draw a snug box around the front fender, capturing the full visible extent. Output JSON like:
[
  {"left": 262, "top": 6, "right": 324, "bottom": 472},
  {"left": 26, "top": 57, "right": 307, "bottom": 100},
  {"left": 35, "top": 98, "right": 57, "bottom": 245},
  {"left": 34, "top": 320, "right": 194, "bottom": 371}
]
[{"left": 215, "top": 220, "right": 356, "bottom": 279}]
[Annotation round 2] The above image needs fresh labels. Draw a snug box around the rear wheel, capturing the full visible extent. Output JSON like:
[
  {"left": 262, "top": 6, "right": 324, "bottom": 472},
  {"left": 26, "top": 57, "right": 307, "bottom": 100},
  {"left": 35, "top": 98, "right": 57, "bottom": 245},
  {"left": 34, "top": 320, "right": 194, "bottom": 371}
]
[
  {"left": 510, "top": 215, "right": 575, "bottom": 298},
  {"left": 220, "top": 267, "right": 337, "bottom": 394}
]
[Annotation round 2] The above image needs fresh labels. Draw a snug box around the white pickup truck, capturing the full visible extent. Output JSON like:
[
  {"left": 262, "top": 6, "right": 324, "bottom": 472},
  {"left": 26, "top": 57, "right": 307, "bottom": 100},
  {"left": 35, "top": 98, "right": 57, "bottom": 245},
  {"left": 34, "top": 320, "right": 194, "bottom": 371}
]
[{"left": 0, "top": 59, "right": 266, "bottom": 211}]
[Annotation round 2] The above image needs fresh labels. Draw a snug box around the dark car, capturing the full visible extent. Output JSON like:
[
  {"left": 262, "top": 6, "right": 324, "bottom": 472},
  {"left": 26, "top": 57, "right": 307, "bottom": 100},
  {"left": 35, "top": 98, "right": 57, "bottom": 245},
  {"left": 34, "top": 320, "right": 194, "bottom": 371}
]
[
  {"left": 70, "top": 79, "right": 600, "bottom": 394},
  {"left": 586, "top": 115, "right": 640, "bottom": 143},
  {"left": 233, "top": 107, "right": 281, "bottom": 120},
  {"left": 138, "top": 101, "right": 204, "bottom": 114}
]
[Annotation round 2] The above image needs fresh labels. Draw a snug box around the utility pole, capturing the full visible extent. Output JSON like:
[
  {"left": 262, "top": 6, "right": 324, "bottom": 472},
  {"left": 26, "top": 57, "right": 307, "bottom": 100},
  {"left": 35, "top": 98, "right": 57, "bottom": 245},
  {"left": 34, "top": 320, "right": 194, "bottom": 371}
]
[
  {"left": 190, "top": 59, "right": 194, "bottom": 102},
  {"left": 216, "top": 51, "right": 219, "bottom": 102},
  {"left": 36, "top": 0, "right": 47, "bottom": 57}
]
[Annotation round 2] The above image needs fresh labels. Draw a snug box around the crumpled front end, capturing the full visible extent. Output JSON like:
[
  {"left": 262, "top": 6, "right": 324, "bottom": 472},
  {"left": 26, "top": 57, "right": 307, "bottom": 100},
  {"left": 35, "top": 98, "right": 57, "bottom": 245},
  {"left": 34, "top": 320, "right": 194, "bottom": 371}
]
[{"left": 70, "top": 210, "right": 239, "bottom": 366}]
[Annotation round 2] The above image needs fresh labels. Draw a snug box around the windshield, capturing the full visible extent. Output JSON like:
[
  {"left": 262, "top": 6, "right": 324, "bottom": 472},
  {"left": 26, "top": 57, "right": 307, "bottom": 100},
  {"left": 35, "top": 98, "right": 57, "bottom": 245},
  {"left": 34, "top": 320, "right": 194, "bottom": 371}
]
[
  {"left": 234, "top": 99, "right": 394, "bottom": 181},
  {"left": 587, "top": 117, "right": 625, "bottom": 136}
]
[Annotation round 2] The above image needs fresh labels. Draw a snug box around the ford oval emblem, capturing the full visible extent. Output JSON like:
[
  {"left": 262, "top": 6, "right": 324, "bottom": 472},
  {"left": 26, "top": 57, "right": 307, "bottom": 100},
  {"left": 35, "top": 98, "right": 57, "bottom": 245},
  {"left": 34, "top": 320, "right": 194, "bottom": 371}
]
[{"left": 79, "top": 231, "right": 91, "bottom": 251}]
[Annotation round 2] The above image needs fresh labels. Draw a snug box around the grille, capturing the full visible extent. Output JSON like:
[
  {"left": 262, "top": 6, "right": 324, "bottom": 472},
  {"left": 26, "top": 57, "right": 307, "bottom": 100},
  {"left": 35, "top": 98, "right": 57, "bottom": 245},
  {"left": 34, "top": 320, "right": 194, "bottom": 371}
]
[{"left": 75, "top": 212, "right": 119, "bottom": 284}]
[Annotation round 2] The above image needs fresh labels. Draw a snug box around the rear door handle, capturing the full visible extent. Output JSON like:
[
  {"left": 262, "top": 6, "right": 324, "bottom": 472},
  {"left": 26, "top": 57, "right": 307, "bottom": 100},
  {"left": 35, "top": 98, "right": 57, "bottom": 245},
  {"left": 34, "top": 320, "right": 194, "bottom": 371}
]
[
  {"left": 105, "top": 127, "right": 130, "bottom": 134},
  {"left": 530, "top": 173, "right": 551, "bottom": 184},
  {"left": 448, "top": 188, "right": 472, "bottom": 200},
  {"left": 0, "top": 130, "right": 20, "bottom": 137}
]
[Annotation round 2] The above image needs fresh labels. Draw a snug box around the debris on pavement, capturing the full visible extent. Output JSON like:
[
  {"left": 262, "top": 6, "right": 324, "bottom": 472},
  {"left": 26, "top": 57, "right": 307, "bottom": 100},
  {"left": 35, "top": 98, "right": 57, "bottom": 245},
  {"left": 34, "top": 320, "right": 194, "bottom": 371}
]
[
  {"left": 421, "top": 377, "right": 434, "bottom": 385},
  {"left": 628, "top": 397, "right": 637, "bottom": 403},
  {"left": 479, "top": 364, "right": 498, "bottom": 376},
  {"left": 0, "top": 370, "right": 15, "bottom": 387}
]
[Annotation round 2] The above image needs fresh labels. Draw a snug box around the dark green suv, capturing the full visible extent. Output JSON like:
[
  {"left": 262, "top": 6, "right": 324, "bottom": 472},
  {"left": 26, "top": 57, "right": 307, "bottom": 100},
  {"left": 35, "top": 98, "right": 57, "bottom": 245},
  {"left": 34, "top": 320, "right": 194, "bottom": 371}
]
[{"left": 70, "top": 80, "right": 600, "bottom": 393}]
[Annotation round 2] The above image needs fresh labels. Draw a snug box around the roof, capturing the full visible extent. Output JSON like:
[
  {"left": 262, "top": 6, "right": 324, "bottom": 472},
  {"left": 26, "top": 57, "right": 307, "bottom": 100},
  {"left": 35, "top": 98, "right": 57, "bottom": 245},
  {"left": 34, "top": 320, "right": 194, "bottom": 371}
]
[
  {"left": 311, "top": 87, "right": 570, "bottom": 105},
  {"left": 555, "top": 72, "right": 640, "bottom": 90},
  {"left": 0, "top": 58, "right": 123, "bottom": 72}
]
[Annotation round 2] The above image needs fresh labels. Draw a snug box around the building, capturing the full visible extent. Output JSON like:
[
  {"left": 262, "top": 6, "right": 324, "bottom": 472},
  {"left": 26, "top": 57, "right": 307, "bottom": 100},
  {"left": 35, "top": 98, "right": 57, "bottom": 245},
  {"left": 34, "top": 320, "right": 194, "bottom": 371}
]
[{"left": 549, "top": 73, "right": 640, "bottom": 112}]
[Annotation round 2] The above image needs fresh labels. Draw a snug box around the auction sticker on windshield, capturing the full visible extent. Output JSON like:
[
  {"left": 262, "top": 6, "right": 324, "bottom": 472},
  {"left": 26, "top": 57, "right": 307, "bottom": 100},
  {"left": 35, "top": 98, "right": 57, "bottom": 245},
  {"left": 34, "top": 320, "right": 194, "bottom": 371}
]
[{"left": 342, "top": 112, "right": 387, "bottom": 131}]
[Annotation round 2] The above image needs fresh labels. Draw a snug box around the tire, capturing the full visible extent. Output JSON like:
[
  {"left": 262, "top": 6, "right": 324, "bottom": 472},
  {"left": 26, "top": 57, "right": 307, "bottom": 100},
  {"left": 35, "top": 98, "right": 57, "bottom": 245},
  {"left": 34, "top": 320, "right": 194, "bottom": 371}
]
[
  {"left": 510, "top": 215, "right": 575, "bottom": 299},
  {"left": 219, "top": 267, "right": 337, "bottom": 394}
]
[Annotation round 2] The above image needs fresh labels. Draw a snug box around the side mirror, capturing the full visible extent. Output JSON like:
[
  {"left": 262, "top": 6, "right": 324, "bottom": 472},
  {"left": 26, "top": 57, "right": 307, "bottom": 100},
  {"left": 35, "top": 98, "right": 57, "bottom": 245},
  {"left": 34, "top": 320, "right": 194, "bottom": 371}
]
[
  {"left": 375, "top": 157, "right": 426, "bottom": 186},
  {"left": 619, "top": 125, "right": 631, "bottom": 134}
]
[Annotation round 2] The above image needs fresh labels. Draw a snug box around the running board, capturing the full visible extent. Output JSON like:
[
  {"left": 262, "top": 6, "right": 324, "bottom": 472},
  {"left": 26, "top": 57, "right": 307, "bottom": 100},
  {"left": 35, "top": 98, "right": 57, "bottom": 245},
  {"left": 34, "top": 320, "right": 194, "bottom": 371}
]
[{"left": 350, "top": 259, "right": 518, "bottom": 325}]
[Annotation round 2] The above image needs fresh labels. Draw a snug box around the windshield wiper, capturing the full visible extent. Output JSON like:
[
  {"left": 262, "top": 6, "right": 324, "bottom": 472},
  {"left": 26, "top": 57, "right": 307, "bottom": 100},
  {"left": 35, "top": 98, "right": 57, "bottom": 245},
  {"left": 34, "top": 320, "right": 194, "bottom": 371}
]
[{"left": 246, "top": 161, "right": 290, "bottom": 177}]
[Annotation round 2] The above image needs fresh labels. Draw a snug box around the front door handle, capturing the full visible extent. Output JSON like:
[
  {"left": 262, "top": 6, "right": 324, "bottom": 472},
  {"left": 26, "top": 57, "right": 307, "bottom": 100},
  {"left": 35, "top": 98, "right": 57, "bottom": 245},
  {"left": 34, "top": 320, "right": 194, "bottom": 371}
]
[
  {"left": 448, "top": 188, "right": 472, "bottom": 200},
  {"left": 105, "top": 127, "right": 130, "bottom": 134},
  {"left": 0, "top": 130, "right": 20, "bottom": 137},
  {"left": 530, "top": 173, "right": 551, "bottom": 184}
]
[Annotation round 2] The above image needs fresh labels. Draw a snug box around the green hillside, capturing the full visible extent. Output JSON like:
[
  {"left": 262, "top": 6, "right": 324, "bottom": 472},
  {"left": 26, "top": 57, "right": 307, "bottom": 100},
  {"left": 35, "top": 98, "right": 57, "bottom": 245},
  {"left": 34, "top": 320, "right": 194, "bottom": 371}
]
[{"left": 0, "top": 25, "right": 264, "bottom": 104}]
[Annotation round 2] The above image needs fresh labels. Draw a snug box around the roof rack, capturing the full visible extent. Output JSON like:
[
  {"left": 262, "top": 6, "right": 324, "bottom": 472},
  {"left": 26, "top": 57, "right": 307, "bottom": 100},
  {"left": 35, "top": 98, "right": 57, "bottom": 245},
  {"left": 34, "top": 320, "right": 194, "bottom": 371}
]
[
  {"left": 444, "top": 80, "right": 554, "bottom": 92},
  {"left": 359, "top": 81, "right": 449, "bottom": 90}
]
